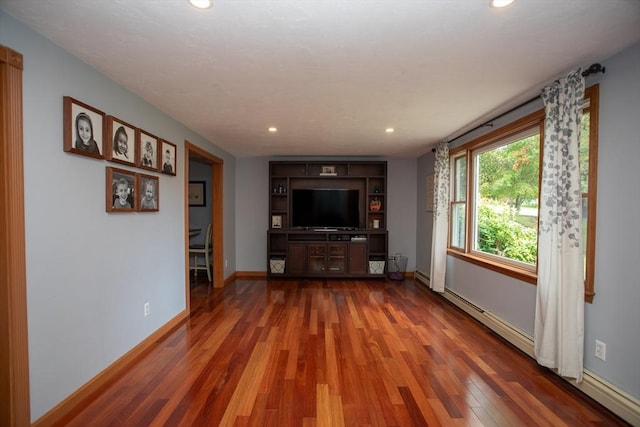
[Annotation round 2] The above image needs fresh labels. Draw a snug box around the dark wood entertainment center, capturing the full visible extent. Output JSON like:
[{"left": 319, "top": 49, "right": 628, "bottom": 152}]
[{"left": 267, "top": 161, "right": 388, "bottom": 278}]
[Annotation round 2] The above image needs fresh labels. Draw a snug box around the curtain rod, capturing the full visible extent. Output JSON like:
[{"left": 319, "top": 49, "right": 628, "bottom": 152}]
[{"left": 432, "top": 63, "right": 606, "bottom": 152}]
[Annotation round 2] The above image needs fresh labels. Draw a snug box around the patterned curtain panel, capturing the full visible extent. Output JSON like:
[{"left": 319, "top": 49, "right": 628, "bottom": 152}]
[
  {"left": 534, "top": 68, "right": 585, "bottom": 382},
  {"left": 430, "top": 141, "right": 449, "bottom": 293}
]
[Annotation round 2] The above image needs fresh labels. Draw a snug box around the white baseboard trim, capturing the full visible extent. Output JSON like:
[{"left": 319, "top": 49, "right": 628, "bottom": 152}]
[
  {"left": 413, "top": 277, "right": 640, "bottom": 426},
  {"left": 414, "top": 270, "right": 430, "bottom": 287},
  {"left": 482, "top": 311, "right": 535, "bottom": 359},
  {"left": 576, "top": 370, "right": 640, "bottom": 427}
]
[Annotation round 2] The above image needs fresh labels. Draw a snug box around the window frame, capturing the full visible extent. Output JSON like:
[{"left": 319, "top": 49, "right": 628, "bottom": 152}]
[
  {"left": 582, "top": 85, "right": 599, "bottom": 303},
  {"left": 449, "top": 152, "right": 467, "bottom": 252},
  {"left": 447, "top": 85, "right": 599, "bottom": 301},
  {"left": 470, "top": 126, "right": 541, "bottom": 271}
]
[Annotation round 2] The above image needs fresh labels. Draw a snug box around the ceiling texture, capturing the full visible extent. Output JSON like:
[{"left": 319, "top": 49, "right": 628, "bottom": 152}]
[{"left": 2, "top": 0, "right": 639, "bottom": 158}]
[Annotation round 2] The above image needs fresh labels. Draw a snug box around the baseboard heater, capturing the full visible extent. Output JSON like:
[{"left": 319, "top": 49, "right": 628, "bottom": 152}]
[
  {"left": 414, "top": 271, "right": 640, "bottom": 426},
  {"left": 414, "top": 270, "right": 430, "bottom": 287}
]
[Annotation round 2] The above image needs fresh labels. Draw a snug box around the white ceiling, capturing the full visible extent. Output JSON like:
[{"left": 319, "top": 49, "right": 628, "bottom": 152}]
[{"left": 2, "top": 0, "right": 639, "bottom": 158}]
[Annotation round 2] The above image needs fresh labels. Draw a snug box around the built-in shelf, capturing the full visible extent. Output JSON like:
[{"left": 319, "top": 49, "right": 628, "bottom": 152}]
[{"left": 268, "top": 161, "right": 388, "bottom": 278}]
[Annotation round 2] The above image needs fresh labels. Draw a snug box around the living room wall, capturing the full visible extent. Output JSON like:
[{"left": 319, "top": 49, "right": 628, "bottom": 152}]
[
  {"left": 416, "top": 42, "right": 640, "bottom": 401},
  {"left": 0, "top": 12, "right": 236, "bottom": 421}
]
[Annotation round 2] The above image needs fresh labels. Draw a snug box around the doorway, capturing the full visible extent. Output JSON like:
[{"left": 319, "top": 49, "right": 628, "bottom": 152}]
[{"left": 184, "top": 142, "right": 223, "bottom": 308}]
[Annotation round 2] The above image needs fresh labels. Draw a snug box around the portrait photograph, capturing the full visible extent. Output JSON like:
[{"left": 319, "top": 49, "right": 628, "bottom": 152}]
[
  {"left": 106, "top": 167, "right": 136, "bottom": 213},
  {"left": 63, "top": 96, "right": 105, "bottom": 160},
  {"left": 105, "top": 115, "right": 137, "bottom": 166},
  {"left": 160, "top": 139, "right": 177, "bottom": 176},
  {"left": 138, "top": 174, "right": 159, "bottom": 212},
  {"left": 136, "top": 129, "right": 159, "bottom": 172}
]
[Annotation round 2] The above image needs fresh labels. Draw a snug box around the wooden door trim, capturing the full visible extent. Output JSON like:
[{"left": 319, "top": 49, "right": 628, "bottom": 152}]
[
  {"left": 184, "top": 142, "right": 224, "bottom": 307},
  {"left": 0, "top": 45, "right": 31, "bottom": 427}
]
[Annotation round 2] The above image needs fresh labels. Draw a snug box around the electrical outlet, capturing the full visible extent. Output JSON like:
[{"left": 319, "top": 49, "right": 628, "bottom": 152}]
[
  {"left": 144, "top": 302, "right": 150, "bottom": 317},
  {"left": 595, "top": 340, "right": 606, "bottom": 361}
]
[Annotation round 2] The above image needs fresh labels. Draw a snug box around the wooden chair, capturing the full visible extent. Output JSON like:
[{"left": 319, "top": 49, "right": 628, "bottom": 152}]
[{"left": 189, "top": 224, "right": 212, "bottom": 282}]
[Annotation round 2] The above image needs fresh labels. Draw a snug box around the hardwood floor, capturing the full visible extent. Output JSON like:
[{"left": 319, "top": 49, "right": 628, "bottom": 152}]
[{"left": 59, "top": 278, "right": 629, "bottom": 426}]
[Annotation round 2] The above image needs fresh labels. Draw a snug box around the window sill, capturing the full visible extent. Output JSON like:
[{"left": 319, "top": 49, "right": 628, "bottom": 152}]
[{"left": 447, "top": 249, "right": 537, "bottom": 285}]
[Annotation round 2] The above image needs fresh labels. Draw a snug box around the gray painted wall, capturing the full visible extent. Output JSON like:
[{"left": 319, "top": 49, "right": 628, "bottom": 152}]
[
  {"left": 415, "top": 153, "right": 435, "bottom": 275},
  {"left": 386, "top": 159, "right": 418, "bottom": 268},
  {"left": 1, "top": 12, "right": 237, "bottom": 421},
  {"left": 584, "top": 42, "right": 640, "bottom": 398},
  {"left": 236, "top": 157, "right": 270, "bottom": 271},
  {"left": 416, "top": 43, "right": 640, "bottom": 399}
]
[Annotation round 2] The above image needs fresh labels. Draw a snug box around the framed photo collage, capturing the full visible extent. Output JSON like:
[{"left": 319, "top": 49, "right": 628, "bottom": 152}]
[{"left": 63, "top": 96, "right": 177, "bottom": 213}]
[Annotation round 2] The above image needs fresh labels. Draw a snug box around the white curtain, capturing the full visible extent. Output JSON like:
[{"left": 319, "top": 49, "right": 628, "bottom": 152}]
[
  {"left": 534, "top": 68, "right": 585, "bottom": 382},
  {"left": 430, "top": 141, "right": 449, "bottom": 293}
]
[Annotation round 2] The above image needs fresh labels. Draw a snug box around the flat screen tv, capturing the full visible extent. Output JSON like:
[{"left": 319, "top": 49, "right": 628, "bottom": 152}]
[{"left": 291, "top": 189, "right": 359, "bottom": 229}]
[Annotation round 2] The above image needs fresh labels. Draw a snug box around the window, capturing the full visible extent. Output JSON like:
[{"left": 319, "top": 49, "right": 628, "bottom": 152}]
[
  {"left": 448, "top": 85, "right": 599, "bottom": 301},
  {"left": 472, "top": 127, "right": 540, "bottom": 269},
  {"left": 450, "top": 154, "right": 467, "bottom": 250}
]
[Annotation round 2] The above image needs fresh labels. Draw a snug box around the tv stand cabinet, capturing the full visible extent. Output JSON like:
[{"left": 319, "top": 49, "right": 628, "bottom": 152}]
[{"left": 268, "top": 161, "right": 388, "bottom": 278}]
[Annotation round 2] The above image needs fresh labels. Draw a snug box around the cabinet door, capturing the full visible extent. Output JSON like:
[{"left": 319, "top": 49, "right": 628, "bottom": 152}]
[
  {"left": 288, "top": 242, "right": 307, "bottom": 275},
  {"left": 349, "top": 243, "right": 367, "bottom": 275},
  {"left": 307, "top": 244, "right": 326, "bottom": 273},
  {"left": 327, "top": 243, "right": 347, "bottom": 274}
]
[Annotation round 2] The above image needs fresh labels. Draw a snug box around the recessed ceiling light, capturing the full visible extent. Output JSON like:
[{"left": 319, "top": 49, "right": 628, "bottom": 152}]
[
  {"left": 490, "top": 0, "right": 515, "bottom": 7},
  {"left": 385, "top": 128, "right": 395, "bottom": 133},
  {"left": 188, "top": 0, "right": 213, "bottom": 9},
  {"left": 268, "top": 127, "right": 278, "bottom": 133}
]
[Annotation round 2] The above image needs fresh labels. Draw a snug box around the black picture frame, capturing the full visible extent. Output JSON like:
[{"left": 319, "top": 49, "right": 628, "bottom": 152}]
[{"left": 188, "top": 181, "right": 206, "bottom": 207}]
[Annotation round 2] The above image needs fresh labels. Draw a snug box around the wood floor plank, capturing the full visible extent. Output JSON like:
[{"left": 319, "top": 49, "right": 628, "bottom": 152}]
[
  {"left": 316, "top": 383, "right": 343, "bottom": 427},
  {"left": 219, "top": 333, "right": 276, "bottom": 425},
  {"left": 56, "top": 278, "right": 632, "bottom": 426}
]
